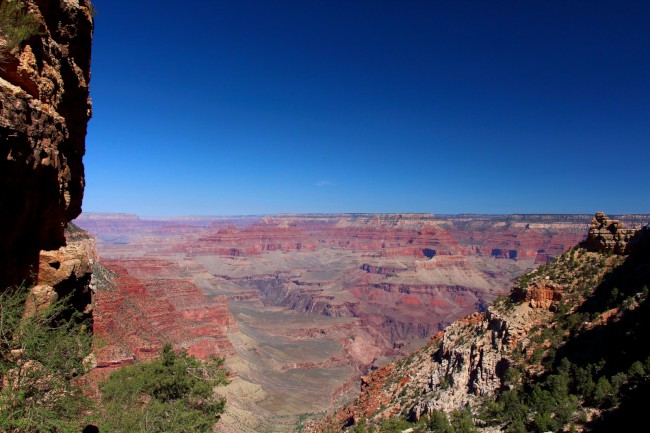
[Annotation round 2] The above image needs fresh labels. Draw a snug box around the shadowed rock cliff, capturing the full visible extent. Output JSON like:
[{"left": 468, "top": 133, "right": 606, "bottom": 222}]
[{"left": 0, "top": 0, "right": 94, "bottom": 290}]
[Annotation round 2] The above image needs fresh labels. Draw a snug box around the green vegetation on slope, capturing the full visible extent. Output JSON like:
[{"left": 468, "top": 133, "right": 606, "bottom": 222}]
[
  {"left": 481, "top": 230, "right": 650, "bottom": 433},
  {"left": 0, "top": 286, "right": 93, "bottom": 433},
  {"left": 343, "top": 407, "right": 478, "bottom": 433},
  {"left": 93, "top": 344, "right": 229, "bottom": 433},
  {"left": 327, "top": 227, "right": 650, "bottom": 433},
  {"left": 0, "top": 284, "right": 229, "bottom": 433},
  {"left": 0, "top": 0, "right": 40, "bottom": 56}
]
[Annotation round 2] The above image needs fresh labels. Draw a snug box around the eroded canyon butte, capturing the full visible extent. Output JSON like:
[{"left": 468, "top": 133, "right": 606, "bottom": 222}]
[{"left": 75, "top": 213, "right": 648, "bottom": 432}]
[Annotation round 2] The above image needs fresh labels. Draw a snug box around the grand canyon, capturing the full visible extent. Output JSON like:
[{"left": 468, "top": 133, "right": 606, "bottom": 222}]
[
  {"left": 75, "top": 212, "right": 649, "bottom": 432},
  {"left": 3, "top": 2, "right": 649, "bottom": 432}
]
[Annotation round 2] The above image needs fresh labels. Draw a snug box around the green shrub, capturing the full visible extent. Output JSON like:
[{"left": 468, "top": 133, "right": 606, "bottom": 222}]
[
  {"left": 378, "top": 417, "right": 411, "bottom": 433},
  {"left": 0, "top": 0, "right": 41, "bottom": 55},
  {"left": 592, "top": 376, "right": 613, "bottom": 407},
  {"left": 427, "top": 409, "right": 454, "bottom": 433},
  {"left": 96, "top": 344, "right": 228, "bottom": 433},
  {"left": 0, "top": 286, "right": 93, "bottom": 433},
  {"left": 450, "top": 407, "right": 478, "bottom": 433},
  {"left": 350, "top": 418, "right": 368, "bottom": 433}
]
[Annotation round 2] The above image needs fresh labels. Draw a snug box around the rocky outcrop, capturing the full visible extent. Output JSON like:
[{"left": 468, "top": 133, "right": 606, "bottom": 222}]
[
  {"left": 583, "top": 211, "right": 636, "bottom": 255},
  {"left": 23, "top": 223, "right": 96, "bottom": 320},
  {"left": 0, "top": 0, "right": 93, "bottom": 288},
  {"left": 304, "top": 215, "right": 644, "bottom": 433},
  {"left": 360, "top": 263, "right": 405, "bottom": 277},
  {"left": 511, "top": 280, "right": 564, "bottom": 310},
  {"left": 303, "top": 302, "right": 543, "bottom": 432}
]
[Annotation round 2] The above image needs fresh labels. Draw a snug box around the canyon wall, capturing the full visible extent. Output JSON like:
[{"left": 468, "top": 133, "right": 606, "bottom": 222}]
[
  {"left": 75, "top": 212, "right": 649, "bottom": 432},
  {"left": 0, "top": 0, "right": 94, "bottom": 309},
  {"left": 303, "top": 214, "right": 649, "bottom": 432}
]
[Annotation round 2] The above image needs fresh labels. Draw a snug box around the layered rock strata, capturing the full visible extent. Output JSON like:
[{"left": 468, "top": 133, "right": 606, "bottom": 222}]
[
  {"left": 583, "top": 211, "right": 637, "bottom": 254},
  {"left": 91, "top": 258, "right": 237, "bottom": 372},
  {"left": 303, "top": 214, "right": 641, "bottom": 432},
  {"left": 24, "top": 223, "right": 96, "bottom": 321}
]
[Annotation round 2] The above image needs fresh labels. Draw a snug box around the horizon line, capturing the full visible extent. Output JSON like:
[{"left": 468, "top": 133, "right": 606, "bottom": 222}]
[{"left": 76, "top": 211, "right": 650, "bottom": 220}]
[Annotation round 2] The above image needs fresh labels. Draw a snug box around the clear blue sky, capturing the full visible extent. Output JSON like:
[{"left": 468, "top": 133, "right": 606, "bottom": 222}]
[{"left": 83, "top": 0, "right": 650, "bottom": 216}]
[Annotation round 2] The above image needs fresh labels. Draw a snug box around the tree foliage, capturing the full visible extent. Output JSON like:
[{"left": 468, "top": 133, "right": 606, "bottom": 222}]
[
  {"left": 0, "top": 286, "right": 93, "bottom": 433},
  {"left": 0, "top": 0, "right": 40, "bottom": 55},
  {"left": 95, "top": 344, "right": 228, "bottom": 433},
  {"left": 480, "top": 238, "right": 650, "bottom": 433}
]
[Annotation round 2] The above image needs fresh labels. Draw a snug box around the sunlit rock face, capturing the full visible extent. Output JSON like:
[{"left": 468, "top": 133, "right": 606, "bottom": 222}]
[
  {"left": 91, "top": 258, "right": 237, "bottom": 372},
  {"left": 1, "top": 0, "right": 93, "bottom": 290},
  {"left": 583, "top": 211, "right": 637, "bottom": 254}
]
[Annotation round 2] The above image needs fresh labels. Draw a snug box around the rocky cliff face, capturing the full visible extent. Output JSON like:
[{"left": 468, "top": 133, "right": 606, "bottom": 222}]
[
  {"left": 304, "top": 214, "right": 648, "bottom": 432},
  {"left": 24, "top": 222, "right": 96, "bottom": 322},
  {"left": 0, "top": 0, "right": 93, "bottom": 289},
  {"left": 582, "top": 211, "right": 637, "bottom": 255},
  {"left": 91, "top": 257, "right": 237, "bottom": 374}
]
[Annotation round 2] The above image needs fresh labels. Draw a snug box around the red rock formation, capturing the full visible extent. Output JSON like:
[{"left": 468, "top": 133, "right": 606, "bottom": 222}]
[
  {"left": 92, "top": 258, "right": 237, "bottom": 375},
  {"left": 76, "top": 212, "right": 649, "bottom": 426},
  {"left": 189, "top": 215, "right": 598, "bottom": 263},
  {"left": 512, "top": 281, "right": 564, "bottom": 310},
  {"left": 76, "top": 212, "right": 650, "bottom": 354},
  {"left": 24, "top": 224, "right": 96, "bottom": 320},
  {"left": 304, "top": 221, "right": 650, "bottom": 433}
]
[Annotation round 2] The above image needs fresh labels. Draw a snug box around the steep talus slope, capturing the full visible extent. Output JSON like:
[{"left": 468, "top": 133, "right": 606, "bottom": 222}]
[
  {"left": 1, "top": 0, "right": 94, "bottom": 295},
  {"left": 305, "top": 213, "right": 650, "bottom": 433}
]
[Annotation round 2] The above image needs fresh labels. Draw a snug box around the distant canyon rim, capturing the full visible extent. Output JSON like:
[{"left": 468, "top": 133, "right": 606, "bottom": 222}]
[{"left": 76, "top": 212, "right": 649, "bottom": 432}]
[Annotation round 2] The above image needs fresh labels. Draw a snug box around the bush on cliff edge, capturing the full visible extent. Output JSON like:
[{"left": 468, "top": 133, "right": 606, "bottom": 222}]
[
  {"left": 0, "top": 286, "right": 93, "bottom": 433},
  {"left": 95, "top": 344, "right": 228, "bottom": 433},
  {"left": 0, "top": 0, "right": 40, "bottom": 57}
]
